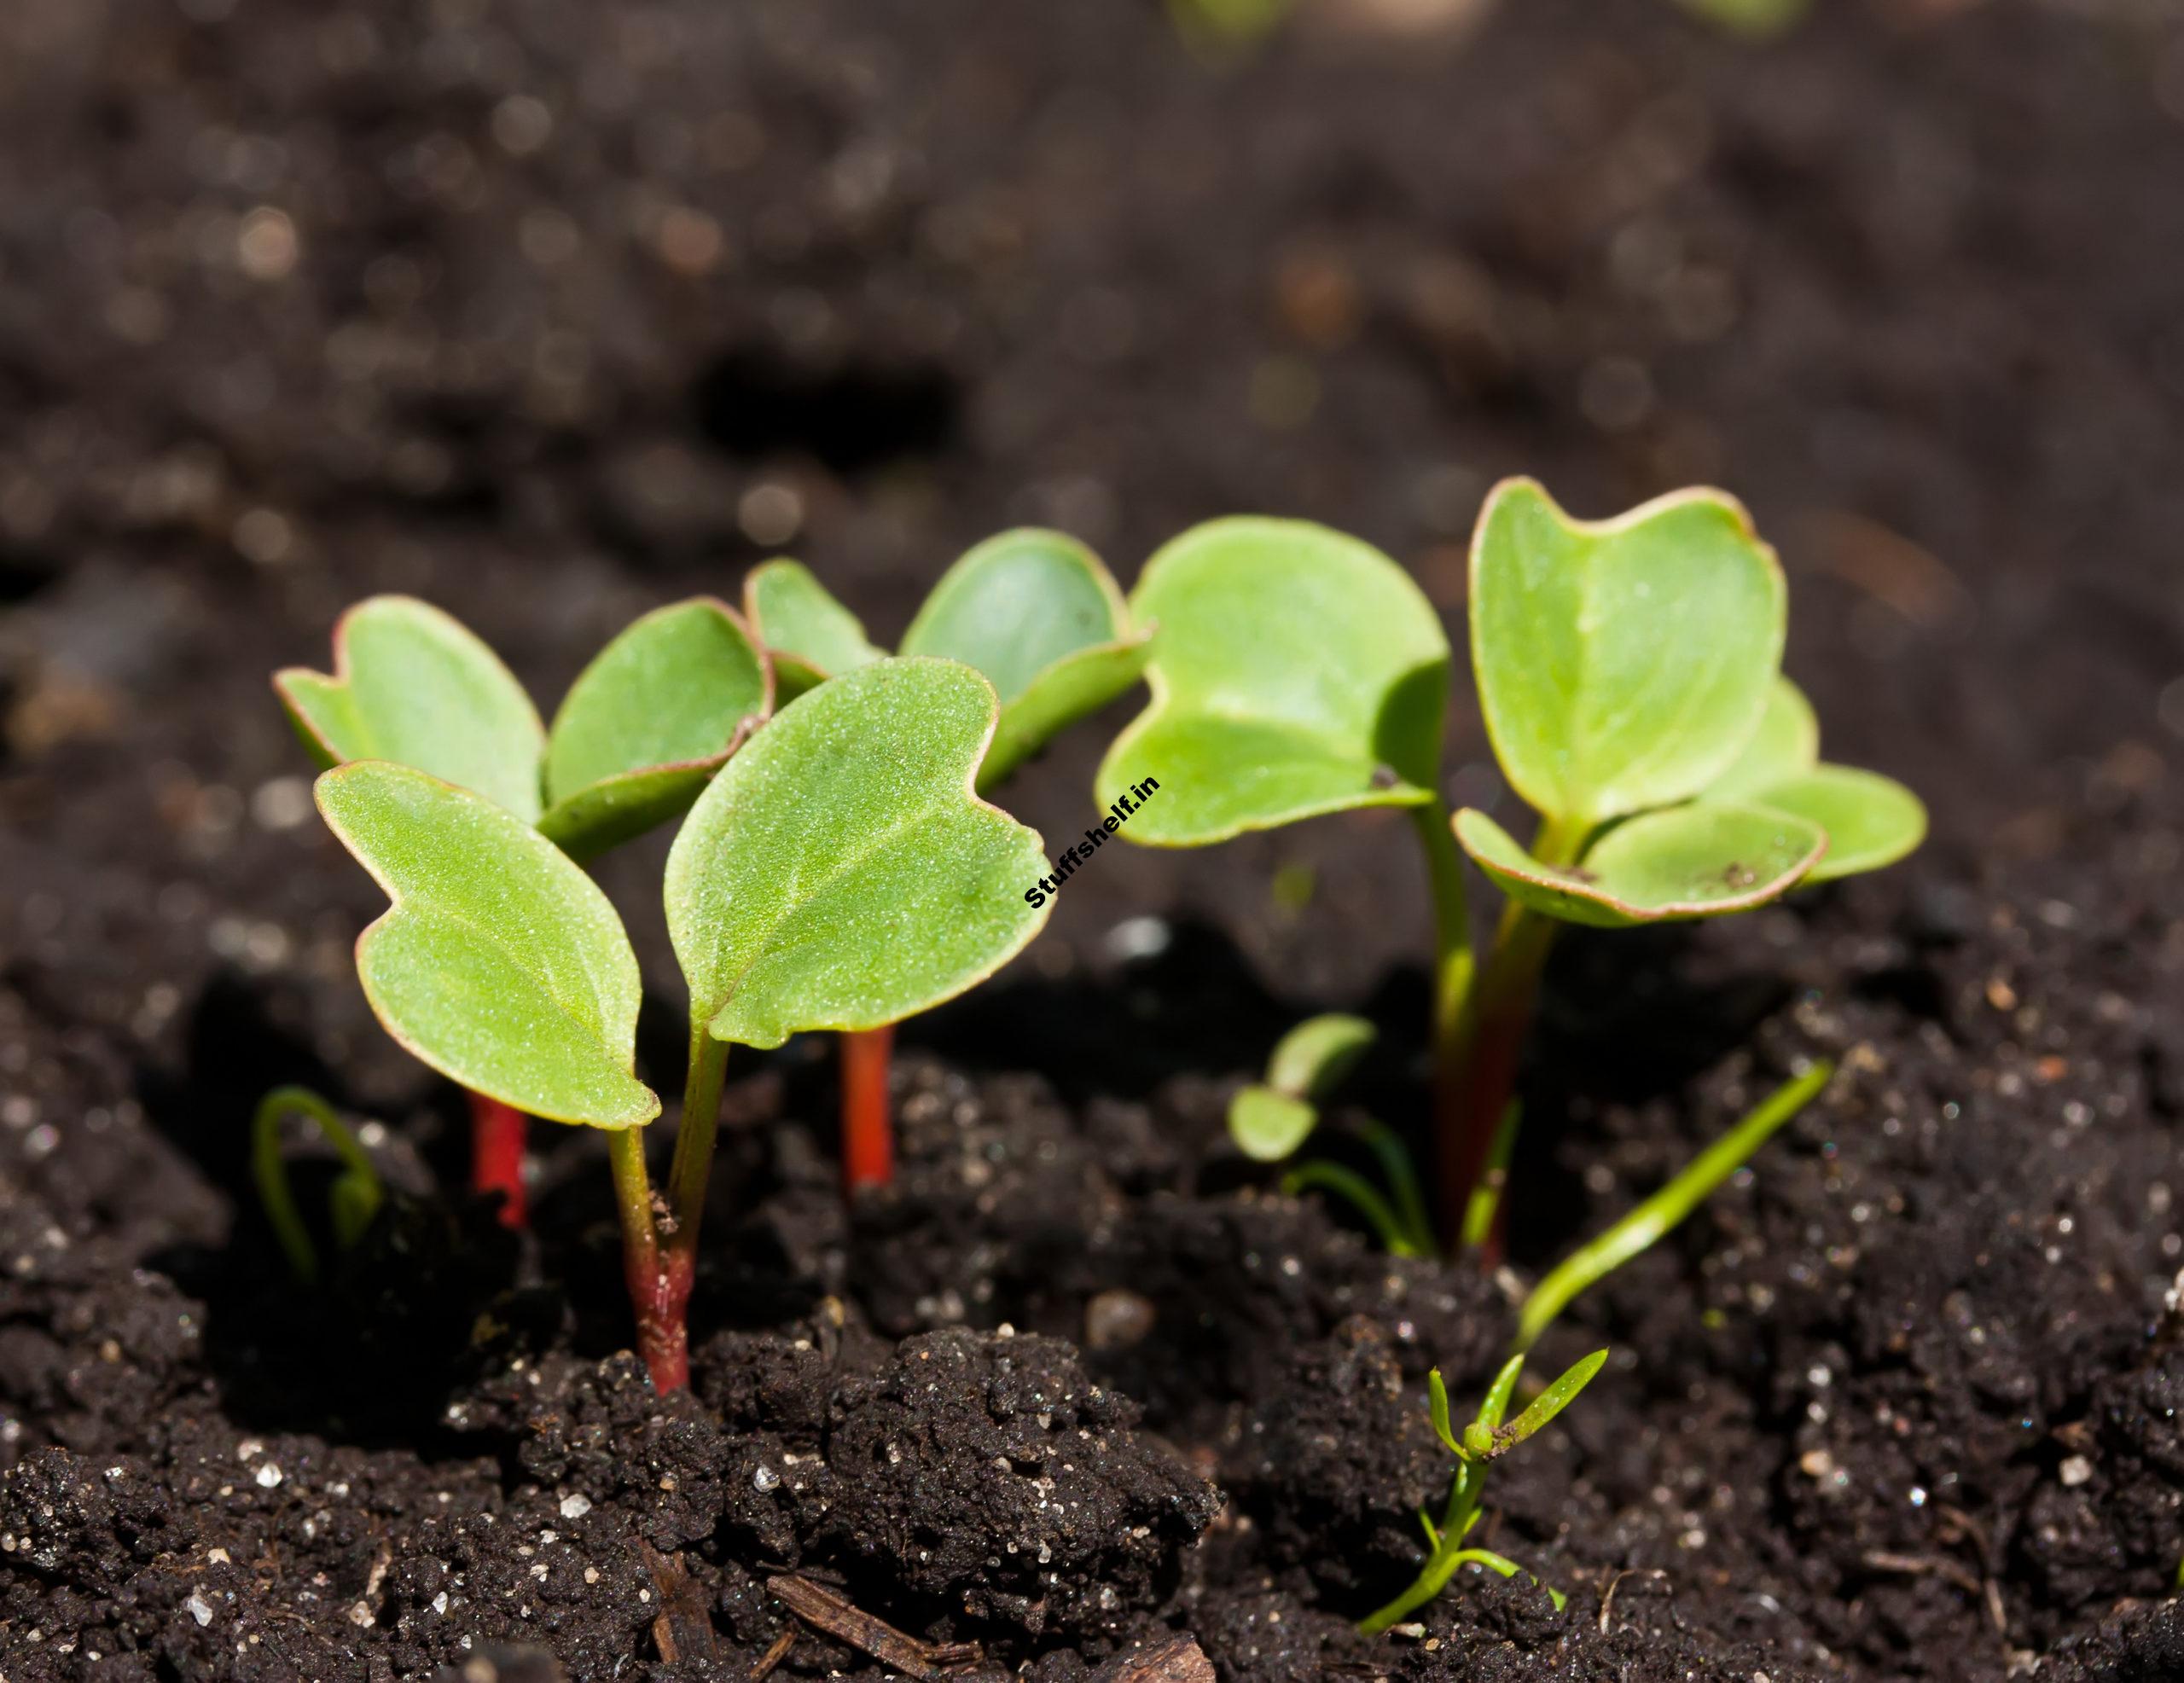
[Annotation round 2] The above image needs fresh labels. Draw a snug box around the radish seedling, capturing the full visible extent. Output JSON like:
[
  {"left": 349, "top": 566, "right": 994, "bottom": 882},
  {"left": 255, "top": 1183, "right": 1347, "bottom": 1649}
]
[
  {"left": 1357, "top": 1349, "right": 1607, "bottom": 1634},
  {"left": 311, "top": 658, "right": 1050, "bottom": 1391},
  {"left": 1100, "top": 485, "right": 1921, "bottom": 1253},
  {"left": 743, "top": 531, "right": 1147, "bottom": 1194},
  {"left": 1345, "top": 1062, "right": 1833, "bottom": 1634},
  {"left": 1228, "top": 1014, "right": 1435, "bottom": 1258},
  {"left": 276, "top": 595, "right": 770, "bottom": 1225}
]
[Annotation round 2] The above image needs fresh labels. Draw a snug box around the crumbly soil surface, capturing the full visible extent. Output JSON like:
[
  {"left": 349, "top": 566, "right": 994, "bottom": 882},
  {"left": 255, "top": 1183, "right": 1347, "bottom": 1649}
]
[{"left": 5, "top": 0, "right": 2184, "bottom": 1679}]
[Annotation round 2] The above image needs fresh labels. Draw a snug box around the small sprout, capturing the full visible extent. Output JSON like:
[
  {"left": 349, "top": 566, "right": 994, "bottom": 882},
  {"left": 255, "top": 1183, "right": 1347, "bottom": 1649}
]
[
  {"left": 1359, "top": 1349, "right": 1607, "bottom": 1635},
  {"left": 1095, "top": 518, "right": 1449, "bottom": 844},
  {"left": 1228, "top": 1013, "right": 1375, "bottom": 1162},
  {"left": 1228, "top": 1014, "right": 1435, "bottom": 1257},
  {"left": 741, "top": 537, "right": 1143, "bottom": 1194},
  {"left": 251, "top": 1085, "right": 386, "bottom": 1285},
  {"left": 1099, "top": 482, "right": 1920, "bottom": 1254}
]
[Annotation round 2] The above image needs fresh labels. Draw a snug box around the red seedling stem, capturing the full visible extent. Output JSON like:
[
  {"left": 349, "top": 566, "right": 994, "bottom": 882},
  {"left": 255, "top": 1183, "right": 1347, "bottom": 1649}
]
[
  {"left": 1432, "top": 907, "right": 1555, "bottom": 1264},
  {"left": 840, "top": 1024, "right": 896, "bottom": 1193},
  {"left": 468, "top": 1091, "right": 529, "bottom": 1228},
  {"left": 1425, "top": 812, "right": 1582, "bottom": 1262},
  {"left": 607, "top": 1031, "right": 730, "bottom": 1393}
]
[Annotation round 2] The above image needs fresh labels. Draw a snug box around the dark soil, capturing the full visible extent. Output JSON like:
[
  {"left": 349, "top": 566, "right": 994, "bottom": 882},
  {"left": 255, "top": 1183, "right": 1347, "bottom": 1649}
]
[{"left": 6, "top": 0, "right": 2184, "bottom": 1678}]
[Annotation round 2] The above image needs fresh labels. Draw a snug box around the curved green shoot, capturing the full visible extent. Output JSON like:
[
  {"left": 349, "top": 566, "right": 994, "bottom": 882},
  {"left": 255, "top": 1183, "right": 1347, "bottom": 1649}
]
[
  {"left": 1513, "top": 1060, "right": 1833, "bottom": 1354},
  {"left": 252, "top": 1086, "right": 386, "bottom": 1285}
]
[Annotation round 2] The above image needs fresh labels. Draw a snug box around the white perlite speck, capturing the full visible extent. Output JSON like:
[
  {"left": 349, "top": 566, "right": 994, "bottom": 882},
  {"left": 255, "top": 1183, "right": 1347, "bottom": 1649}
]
[
  {"left": 559, "top": 1493, "right": 591, "bottom": 1519},
  {"left": 253, "top": 1463, "right": 283, "bottom": 1489},
  {"left": 184, "top": 1592, "right": 214, "bottom": 1627}
]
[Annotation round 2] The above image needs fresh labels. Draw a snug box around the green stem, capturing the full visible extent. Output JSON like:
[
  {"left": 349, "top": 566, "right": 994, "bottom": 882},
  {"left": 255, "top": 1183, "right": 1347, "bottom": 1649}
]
[
  {"left": 1411, "top": 801, "right": 1474, "bottom": 1054},
  {"left": 1459, "top": 1102, "right": 1522, "bottom": 1253},
  {"left": 1283, "top": 1161, "right": 1427, "bottom": 1258},
  {"left": 252, "top": 1085, "right": 385, "bottom": 1285},
  {"left": 1359, "top": 1542, "right": 1527, "bottom": 1635},
  {"left": 665, "top": 1027, "right": 730, "bottom": 1263},
  {"left": 1512, "top": 1060, "right": 1834, "bottom": 1355}
]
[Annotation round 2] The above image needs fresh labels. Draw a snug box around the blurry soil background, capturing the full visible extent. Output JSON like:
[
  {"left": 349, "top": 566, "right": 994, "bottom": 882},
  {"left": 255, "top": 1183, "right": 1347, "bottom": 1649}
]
[{"left": 5, "top": 0, "right": 2184, "bottom": 1679}]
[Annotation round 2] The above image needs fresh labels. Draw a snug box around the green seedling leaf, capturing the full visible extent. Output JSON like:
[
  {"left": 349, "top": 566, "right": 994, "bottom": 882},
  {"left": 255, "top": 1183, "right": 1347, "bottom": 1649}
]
[
  {"left": 1096, "top": 518, "right": 1449, "bottom": 844},
  {"left": 1476, "top": 1354, "right": 1526, "bottom": 1434},
  {"left": 666, "top": 658, "right": 1051, "bottom": 1049},
  {"left": 537, "top": 599, "right": 772, "bottom": 862},
  {"left": 900, "top": 530, "right": 1151, "bottom": 789},
  {"left": 1265, "top": 1012, "right": 1377, "bottom": 1101},
  {"left": 1427, "top": 1371, "right": 1461, "bottom": 1458},
  {"left": 276, "top": 596, "right": 545, "bottom": 821},
  {"left": 1454, "top": 802, "right": 1825, "bottom": 928},
  {"left": 742, "top": 559, "right": 886, "bottom": 702},
  {"left": 1496, "top": 1349, "right": 1608, "bottom": 1452},
  {"left": 1470, "top": 479, "right": 1786, "bottom": 827},
  {"left": 317, "top": 762, "right": 659, "bottom": 1129},
  {"left": 1230, "top": 1085, "right": 1318, "bottom": 1162},
  {"left": 1750, "top": 766, "right": 1926, "bottom": 884},
  {"left": 1705, "top": 677, "right": 1818, "bottom": 801}
]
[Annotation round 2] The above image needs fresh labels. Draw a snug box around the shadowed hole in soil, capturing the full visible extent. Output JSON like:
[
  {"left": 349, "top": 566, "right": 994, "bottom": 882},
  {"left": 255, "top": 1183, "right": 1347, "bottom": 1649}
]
[
  {"left": 692, "top": 347, "right": 961, "bottom": 474},
  {"left": 132, "top": 975, "right": 528, "bottom": 1442}
]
